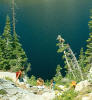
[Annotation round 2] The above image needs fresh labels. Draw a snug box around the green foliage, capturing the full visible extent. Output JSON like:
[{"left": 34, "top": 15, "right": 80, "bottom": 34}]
[
  {"left": 10, "top": 32, "right": 28, "bottom": 72},
  {"left": 27, "top": 75, "right": 37, "bottom": 86},
  {"left": 56, "top": 65, "right": 62, "bottom": 74},
  {"left": 25, "top": 63, "right": 31, "bottom": 74},
  {"left": 0, "top": 15, "right": 30, "bottom": 72},
  {"left": 53, "top": 65, "right": 62, "bottom": 84},
  {"left": 0, "top": 15, "right": 13, "bottom": 70},
  {"left": 0, "top": 37, "right": 5, "bottom": 70},
  {"left": 57, "top": 35, "right": 83, "bottom": 82},
  {"left": 54, "top": 88, "right": 78, "bottom": 100},
  {"left": 5, "top": 77, "right": 13, "bottom": 82},
  {"left": 3, "top": 16, "right": 12, "bottom": 40},
  {"left": 54, "top": 85, "right": 62, "bottom": 91},
  {"left": 88, "top": 9, "right": 92, "bottom": 31},
  {"left": 66, "top": 71, "right": 81, "bottom": 82},
  {"left": 44, "top": 80, "right": 50, "bottom": 87},
  {"left": 78, "top": 48, "right": 85, "bottom": 71},
  {"left": 85, "top": 10, "right": 92, "bottom": 74},
  {"left": 0, "top": 89, "right": 7, "bottom": 95},
  {"left": 57, "top": 43, "right": 68, "bottom": 53},
  {"left": 66, "top": 72, "right": 75, "bottom": 81},
  {"left": 78, "top": 48, "right": 88, "bottom": 80}
]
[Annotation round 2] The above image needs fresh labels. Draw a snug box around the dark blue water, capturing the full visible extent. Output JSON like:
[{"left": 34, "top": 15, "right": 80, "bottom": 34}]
[{"left": 0, "top": 0, "right": 92, "bottom": 79}]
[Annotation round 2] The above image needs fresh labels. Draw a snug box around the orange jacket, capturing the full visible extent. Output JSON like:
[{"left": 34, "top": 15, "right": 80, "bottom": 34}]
[{"left": 71, "top": 81, "right": 76, "bottom": 87}]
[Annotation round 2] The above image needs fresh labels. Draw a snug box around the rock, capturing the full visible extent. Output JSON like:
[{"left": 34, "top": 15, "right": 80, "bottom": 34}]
[
  {"left": 82, "top": 97, "right": 90, "bottom": 100},
  {"left": 58, "top": 85, "right": 66, "bottom": 91},
  {"left": 61, "top": 78, "right": 70, "bottom": 83},
  {"left": 1, "top": 83, "right": 16, "bottom": 89},
  {"left": 22, "top": 93, "right": 41, "bottom": 100},
  {"left": 0, "top": 79, "right": 7, "bottom": 83},
  {"left": 87, "top": 67, "right": 92, "bottom": 83},
  {"left": 0, "top": 78, "right": 55, "bottom": 100},
  {"left": 55, "top": 90, "right": 62, "bottom": 96},
  {"left": 82, "top": 93, "right": 92, "bottom": 100},
  {"left": 0, "top": 72, "right": 16, "bottom": 82},
  {"left": 75, "top": 80, "right": 90, "bottom": 92},
  {"left": 0, "top": 72, "right": 27, "bottom": 85},
  {"left": 8, "top": 95, "right": 18, "bottom": 100},
  {"left": 0, "top": 86, "right": 3, "bottom": 90},
  {"left": 6, "top": 88, "right": 18, "bottom": 95},
  {"left": 42, "top": 91, "right": 55, "bottom": 100},
  {"left": 25, "top": 84, "right": 32, "bottom": 88}
]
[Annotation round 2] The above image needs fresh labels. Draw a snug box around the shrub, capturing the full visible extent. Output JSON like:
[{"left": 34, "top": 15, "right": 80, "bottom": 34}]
[
  {"left": 54, "top": 88, "right": 78, "bottom": 100},
  {"left": 5, "top": 77, "right": 13, "bottom": 82},
  {"left": 44, "top": 80, "right": 50, "bottom": 87},
  {"left": 0, "top": 89, "right": 7, "bottom": 95},
  {"left": 27, "top": 75, "right": 37, "bottom": 86}
]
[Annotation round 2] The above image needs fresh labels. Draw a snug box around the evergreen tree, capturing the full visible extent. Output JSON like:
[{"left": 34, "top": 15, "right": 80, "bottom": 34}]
[
  {"left": 0, "top": 15, "right": 30, "bottom": 72},
  {"left": 85, "top": 10, "right": 92, "bottom": 72},
  {"left": 2, "top": 16, "right": 13, "bottom": 70},
  {"left": 10, "top": 31, "right": 28, "bottom": 71},
  {"left": 57, "top": 35, "right": 83, "bottom": 81},
  {"left": 78, "top": 48, "right": 85, "bottom": 72},
  {"left": 56, "top": 65, "right": 62, "bottom": 76},
  {"left": 53, "top": 65, "right": 62, "bottom": 83},
  {"left": 0, "top": 36, "right": 5, "bottom": 70}
]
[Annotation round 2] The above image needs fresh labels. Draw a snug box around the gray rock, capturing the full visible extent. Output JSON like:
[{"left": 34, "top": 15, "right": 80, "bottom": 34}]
[
  {"left": 75, "top": 80, "right": 90, "bottom": 92},
  {"left": 0, "top": 79, "right": 7, "bottom": 83},
  {"left": 8, "top": 95, "right": 18, "bottom": 100},
  {"left": 6, "top": 88, "right": 18, "bottom": 95},
  {"left": 82, "top": 93, "right": 92, "bottom": 100},
  {"left": 0, "top": 78, "right": 55, "bottom": 100},
  {"left": 0, "top": 86, "right": 3, "bottom": 90},
  {"left": 2, "top": 96, "right": 9, "bottom": 100}
]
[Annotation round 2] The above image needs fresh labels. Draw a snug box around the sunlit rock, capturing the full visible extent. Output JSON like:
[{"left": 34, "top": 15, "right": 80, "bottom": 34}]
[{"left": 75, "top": 80, "right": 90, "bottom": 92}]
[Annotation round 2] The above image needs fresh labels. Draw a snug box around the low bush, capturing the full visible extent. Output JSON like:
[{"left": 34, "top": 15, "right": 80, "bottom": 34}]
[
  {"left": 0, "top": 89, "right": 7, "bottom": 95},
  {"left": 5, "top": 77, "right": 13, "bottom": 82},
  {"left": 27, "top": 75, "right": 37, "bottom": 86},
  {"left": 54, "top": 88, "right": 78, "bottom": 100},
  {"left": 44, "top": 80, "right": 51, "bottom": 87}
]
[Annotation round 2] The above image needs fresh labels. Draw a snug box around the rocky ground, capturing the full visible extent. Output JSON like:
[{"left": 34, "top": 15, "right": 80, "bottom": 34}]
[
  {"left": 74, "top": 80, "right": 92, "bottom": 100},
  {"left": 0, "top": 72, "right": 92, "bottom": 100},
  {"left": 0, "top": 79, "right": 55, "bottom": 100}
]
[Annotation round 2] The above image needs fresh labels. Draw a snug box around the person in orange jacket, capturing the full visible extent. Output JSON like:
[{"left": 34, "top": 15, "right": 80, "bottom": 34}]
[{"left": 71, "top": 81, "right": 76, "bottom": 88}]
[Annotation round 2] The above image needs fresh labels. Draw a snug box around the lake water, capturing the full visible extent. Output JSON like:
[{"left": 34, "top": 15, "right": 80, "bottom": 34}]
[{"left": 0, "top": 0, "right": 92, "bottom": 79}]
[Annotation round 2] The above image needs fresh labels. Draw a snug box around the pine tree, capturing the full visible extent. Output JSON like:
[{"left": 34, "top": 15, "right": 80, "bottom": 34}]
[
  {"left": 57, "top": 35, "right": 83, "bottom": 81},
  {"left": 56, "top": 35, "right": 76, "bottom": 80},
  {"left": 56, "top": 65, "right": 62, "bottom": 76},
  {"left": 10, "top": 0, "right": 30, "bottom": 72},
  {"left": 2, "top": 16, "right": 13, "bottom": 70},
  {"left": 0, "top": 36, "right": 5, "bottom": 70},
  {"left": 53, "top": 65, "right": 62, "bottom": 83},
  {"left": 78, "top": 48, "right": 85, "bottom": 72},
  {"left": 10, "top": 31, "right": 28, "bottom": 71},
  {"left": 85, "top": 10, "right": 92, "bottom": 72}
]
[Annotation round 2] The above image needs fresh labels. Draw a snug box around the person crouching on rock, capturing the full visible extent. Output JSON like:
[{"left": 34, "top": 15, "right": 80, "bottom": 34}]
[
  {"left": 37, "top": 78, "right": 44, "bottom": 90},
  {"left": 16, "top": 68, "right": 24, "bottom": 83}
]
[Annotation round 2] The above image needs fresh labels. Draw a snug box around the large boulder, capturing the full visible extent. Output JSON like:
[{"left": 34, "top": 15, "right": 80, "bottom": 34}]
[
  {"left": 58, "top": 85, "right": 68, "bottom": 91},
  {"left": 75, "top": 80, "right": 90, "bottom": 92},
  {"left": 0, "top": 72, "right": 27, "bottom": 85},
  {"left": 42, "top": 91, "right": 55, "bottom": 100},
  {"left": 0, "top": 79, "right": 55, "bottom": 100},
  {"left": 0, "top": 72, "right": 16, "bottom": 82},
  {"left": 82, "top": 93, "right": 92, "bottom": 100}
]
